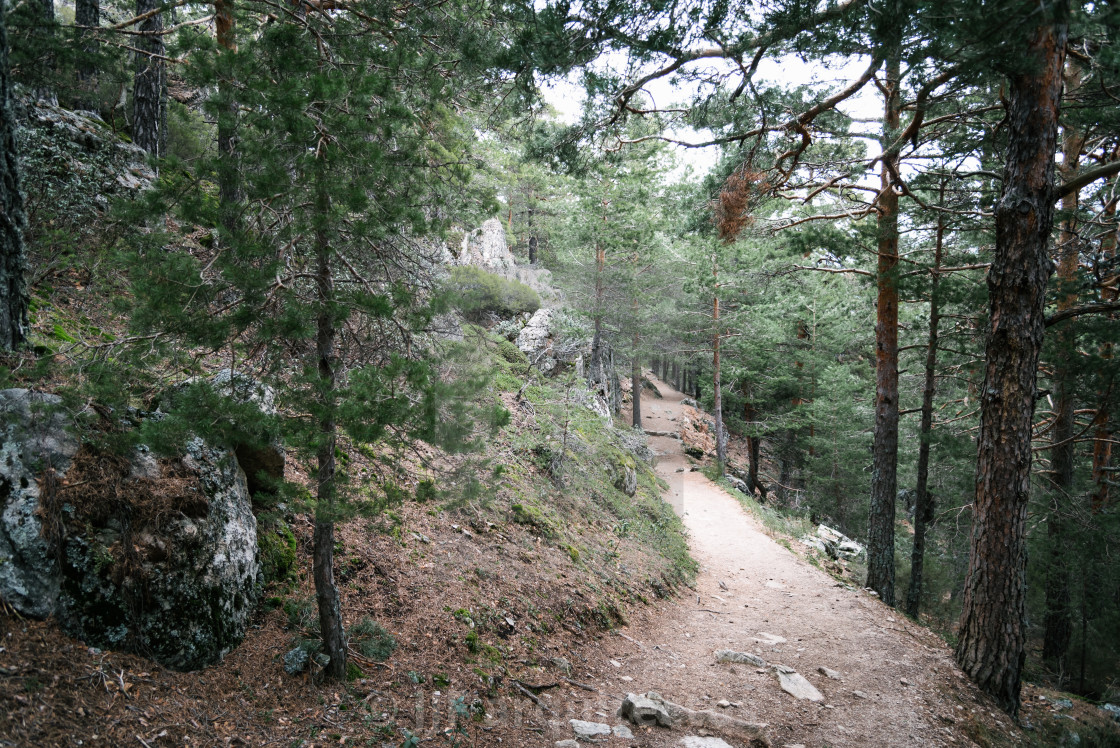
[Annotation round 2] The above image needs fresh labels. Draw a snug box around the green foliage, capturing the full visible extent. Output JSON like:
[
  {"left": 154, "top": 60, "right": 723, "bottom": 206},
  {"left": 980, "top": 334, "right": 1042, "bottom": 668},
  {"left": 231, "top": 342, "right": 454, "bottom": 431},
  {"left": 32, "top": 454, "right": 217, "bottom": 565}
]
[
  {"left": 350, "top": 618, "right": 396, "bottom": 662},
  {"left": 446, "top": 265, "right": 540, "bottom": 321}
]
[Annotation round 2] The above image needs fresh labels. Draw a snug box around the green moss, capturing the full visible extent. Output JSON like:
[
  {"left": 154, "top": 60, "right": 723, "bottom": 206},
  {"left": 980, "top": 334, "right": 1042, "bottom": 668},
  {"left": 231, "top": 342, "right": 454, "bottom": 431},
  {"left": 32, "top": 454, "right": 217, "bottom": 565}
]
[
  {"left": 258, "top": 521, "right": 297, "bottom": 589},
  {"left": 510, "top": 502, "right": 557, "bottom": 538}
]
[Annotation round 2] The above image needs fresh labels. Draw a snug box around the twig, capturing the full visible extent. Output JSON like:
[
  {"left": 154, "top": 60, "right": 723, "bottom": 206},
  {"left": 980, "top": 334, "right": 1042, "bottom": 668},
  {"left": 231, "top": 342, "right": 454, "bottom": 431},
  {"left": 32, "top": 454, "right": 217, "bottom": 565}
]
[
  {"left": 695, "top": 609, "right": 724, "bottom": 614},
  {"left": 511, "top": 681, "right": 555, "bottom": 715},
  {"left": 562, "top": 677, "right": 598, "bottom": 693}
]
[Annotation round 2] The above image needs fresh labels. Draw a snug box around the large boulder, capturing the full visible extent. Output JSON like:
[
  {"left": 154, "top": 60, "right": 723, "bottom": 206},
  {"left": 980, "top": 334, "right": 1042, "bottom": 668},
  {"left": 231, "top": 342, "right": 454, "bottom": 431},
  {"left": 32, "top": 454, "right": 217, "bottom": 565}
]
[{"left": 0, "top": 389, "right": 261, "bottom": 672}]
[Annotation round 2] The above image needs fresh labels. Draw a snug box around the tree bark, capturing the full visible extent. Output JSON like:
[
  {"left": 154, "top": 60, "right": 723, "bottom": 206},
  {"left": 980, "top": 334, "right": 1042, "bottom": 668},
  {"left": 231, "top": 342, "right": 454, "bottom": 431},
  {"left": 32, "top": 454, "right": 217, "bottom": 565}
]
[
  {"left": 954, "top": 7, "right": 1067, "bottom": 718},
  {"left": 74, "top": 0, "right": 99, "bottom": 109},
  {"left": 712, "top": 254, "right": 727, "bottom": 472},
  {"left": 866, "top": 34, "right": 902, "bottom": 607},
  {"left": 632, "top": 346, "right": 642, "bottom": 429},
  {"left": 313, "top": 158, "right": 347, "bottom": 682},
  {"left": 214, "top": 0, "right": 241, "bottom": 237},
  {"left": 0, "top": 1, "right": 28, "bottom": 352},
  {"left": 905, "top": 190, "right": 945, "bottom": 619},
  {"left": 1043, "top": 67, "right": 1083, "bottom": 671},
  {"left": 1090, "top": 192, "right": 1116, "bottom": 513},
  {"left": 132, "top": 0, "right": 163, "bottom": 156}
]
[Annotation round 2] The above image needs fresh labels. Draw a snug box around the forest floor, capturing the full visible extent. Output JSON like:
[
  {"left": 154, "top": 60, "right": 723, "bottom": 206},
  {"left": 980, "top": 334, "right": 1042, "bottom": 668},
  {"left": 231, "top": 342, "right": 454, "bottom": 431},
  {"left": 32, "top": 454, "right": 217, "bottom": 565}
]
[{"left": 1, "top": 372, "right": 1116, "bottom": 748}]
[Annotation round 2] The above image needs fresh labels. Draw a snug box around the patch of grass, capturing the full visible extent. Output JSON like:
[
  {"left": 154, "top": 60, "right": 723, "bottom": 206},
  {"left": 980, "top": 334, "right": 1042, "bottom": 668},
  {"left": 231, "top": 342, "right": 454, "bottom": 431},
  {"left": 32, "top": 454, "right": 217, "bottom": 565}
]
[{"left": 350, "top": 618, "right": 396, "bottom": 662}]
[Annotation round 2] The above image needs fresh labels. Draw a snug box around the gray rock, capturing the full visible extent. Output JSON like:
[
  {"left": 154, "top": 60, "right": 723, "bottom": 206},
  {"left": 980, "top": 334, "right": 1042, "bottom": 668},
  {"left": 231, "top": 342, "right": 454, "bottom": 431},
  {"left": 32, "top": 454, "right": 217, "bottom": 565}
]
[
  {"left": 776, "top": 669, "right": 824, "bottom": 702},
  {"left": 57, "top": 437, "right": 261, "bottom": 671},
  {"left": 551, "top": 656, "right": 573, "bottom": 676},
  {"left": 800, "top": 535, "right": 828, "bottom": 554},
  {"left": 818, "top": 666, "right": 842, "bottom": 680},
  {"left": 283, "top": 647, "right": 309, "bottom": 675},
  {"left": 679, "top": 738, "right": 735, "bottom": 748},
  {"left": 726, "top": 475, "right": 749, "bottom": 494},
  {"left": 0, "top": 389, "right": 261, "bottom": 672},
  {"left": 555, "top": 741, "right": 580, "bottom": 748},
  {"left": 680, "top": 398, "right": 699, "bottom": 409},
  {"left": 0, "top": 390, "right": 76, "bottom": 617},
  {"left": 1100, "top": 703, "right": 1119, "bottom": 721},
  {"left": 619, "top": 692, "right": 674, "bottom": 727},
  {"left": 715, "top": 649, "right": 766, "bottom": 667},
  {"left": 570, "top": 719, "right": 611, "bottom": 738},
  {"left": 853, "top": 690, "right": 868, "bottom": 699},
  {"left": 612, "top": 724, "right": 635, "bottom": 739}
]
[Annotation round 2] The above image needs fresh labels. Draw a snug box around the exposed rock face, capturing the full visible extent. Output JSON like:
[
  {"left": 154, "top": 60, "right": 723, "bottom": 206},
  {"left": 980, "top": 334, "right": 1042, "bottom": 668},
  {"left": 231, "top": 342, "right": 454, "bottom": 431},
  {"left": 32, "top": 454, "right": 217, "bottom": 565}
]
[
  {"left": 0, "top": 389, "right": 261, "bottom": 672},
  {"left": 0, "top": 390, "right": 77, "bottom": 617},
  {"left": 16, "top": 98, "right": 155, "bottom": 211},
  {"left": 609, "top": 450, "right": 638, "bottom": 497},
  {"left": 209, "top": 369, "right": 285, "bottom": 496},
  {"left": 619, "top": 692, "right": 674, "bottom": 727},
  {"left": 453, "top": 219, "right": 558, "bottom": 305},
  {"left": 715, "top": 649, "right": 766, "bottom": 667},
  {"left": 516, "top": 308, "right": 622, "bottom": 416},
  {"left": 774, "top": 665, "right": 824, "bottom": 702}
]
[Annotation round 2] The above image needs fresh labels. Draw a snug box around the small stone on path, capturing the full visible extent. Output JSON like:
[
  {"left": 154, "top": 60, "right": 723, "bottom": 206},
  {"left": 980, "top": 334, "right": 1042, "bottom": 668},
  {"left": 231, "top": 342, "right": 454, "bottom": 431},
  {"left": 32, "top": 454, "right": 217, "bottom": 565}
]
[
  {"left": 680, "top": 738, "right": 734, "bottom": 748},
  {"left": 556, "top": 741, "right": 579, "bottom": 748},
  {"left": 612, "top": 724, "right": 635, "bottom": 739},
  {"left": 818, "top": 666, "right": 842, "bottom": 680},
  {"left": 853, "top": 690, "right": 869, "bottom": 699},
  {"left": 777, "top": 669, "right": 825, "bottom": 702},
  {"left": 717, "top": 699, "right": 731, "bottom": 708},
  {"left": 715, "top": 649, "right": 766, "bottom": 666},
  {"left": 570, "top": 719, "right": 611, "bottom": 738}
]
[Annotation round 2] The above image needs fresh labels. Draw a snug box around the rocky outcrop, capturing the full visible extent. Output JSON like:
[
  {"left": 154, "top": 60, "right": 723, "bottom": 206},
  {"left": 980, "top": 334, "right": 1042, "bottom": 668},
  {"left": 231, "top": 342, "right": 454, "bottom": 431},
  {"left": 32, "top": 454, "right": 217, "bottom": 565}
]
[
  {"left": 0, "top": 390, "right": 77, "bottom": 617},
  {"left": 453, "top": 219, "right": 559, "bottom": 305},
  {"left": 16, "top": 98, "right": 155, "bottom": 212},
  {"left": 516, "top": 308, "right": 622, "bottom": 416},
  {"left": 0, "top": 388, "right": 262, "bottom": 672}
]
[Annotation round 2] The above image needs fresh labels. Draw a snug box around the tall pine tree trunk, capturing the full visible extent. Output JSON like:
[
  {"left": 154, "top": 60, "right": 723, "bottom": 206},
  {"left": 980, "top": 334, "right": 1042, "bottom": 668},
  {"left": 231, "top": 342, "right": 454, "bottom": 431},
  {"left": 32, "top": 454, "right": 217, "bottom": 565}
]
[
  {"left": 632, "top": 346, "right": 642, "bottom": 429},
  {"left": 1043, "top": 71, "right": 1083, "bottom": 672},
  {"left": 1090, "top": 191, "right": 1116, "bottom": 512},
  {"left": 866, "top": 33, "right": 902, "bottom": 607},
  {"left": 215, "top": 0, "right": 241, "bottom": 237},
  {"left": 312, "top": 159, "right": 347, "bottom": 682},
  {"left": 1, "top": 1, "right": 28, "bottom": 352},
  {"left": 132, "top": 0, "right": 163, "bottom": 156},
  {"left": 712, "top": 254, "right": 727, "bottom": 472},
  {"left": 954, "top": 6, "right": 1067, "bottom": 717},
  {"left": 75, "top": 0, "right": 99, "bottom": 109},
  {"left": 905, "top": 195, "right": 945, "bottom": 619}
]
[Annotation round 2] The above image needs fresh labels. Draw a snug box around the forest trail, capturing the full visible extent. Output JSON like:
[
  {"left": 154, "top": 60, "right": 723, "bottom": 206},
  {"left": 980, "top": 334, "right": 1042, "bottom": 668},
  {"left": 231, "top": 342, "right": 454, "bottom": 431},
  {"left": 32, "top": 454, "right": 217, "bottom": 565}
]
[{"left": 580, "top": 375, "right": 1007, "bottom": 747}]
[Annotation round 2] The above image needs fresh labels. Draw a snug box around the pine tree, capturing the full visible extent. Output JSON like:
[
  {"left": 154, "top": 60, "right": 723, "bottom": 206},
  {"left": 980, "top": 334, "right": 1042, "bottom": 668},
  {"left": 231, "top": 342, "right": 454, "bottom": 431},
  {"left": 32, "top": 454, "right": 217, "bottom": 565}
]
[
  {"left": 0, "top": 0, "right": 28, "bottom": 352},
  {"left": 954, "top": 2, "right": 1069, "bottom": 716},
  {"left": 126, "top": 0, "right": 510, "bottom": 681}
]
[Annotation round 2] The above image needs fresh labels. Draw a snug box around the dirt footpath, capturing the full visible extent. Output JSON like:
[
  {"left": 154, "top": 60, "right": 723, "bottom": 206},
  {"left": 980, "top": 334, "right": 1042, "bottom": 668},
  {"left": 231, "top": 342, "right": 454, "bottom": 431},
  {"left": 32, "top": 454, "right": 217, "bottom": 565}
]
[{"left": 561, "top": 375, "right": 1020, "bottom": 748}]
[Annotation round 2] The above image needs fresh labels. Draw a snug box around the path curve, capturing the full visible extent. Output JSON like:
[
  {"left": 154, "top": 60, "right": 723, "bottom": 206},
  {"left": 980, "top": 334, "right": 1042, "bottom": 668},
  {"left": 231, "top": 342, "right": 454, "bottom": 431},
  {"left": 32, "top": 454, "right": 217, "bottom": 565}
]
[{"left": 587, "top": 374, "right": 1002, "bottom": 747}]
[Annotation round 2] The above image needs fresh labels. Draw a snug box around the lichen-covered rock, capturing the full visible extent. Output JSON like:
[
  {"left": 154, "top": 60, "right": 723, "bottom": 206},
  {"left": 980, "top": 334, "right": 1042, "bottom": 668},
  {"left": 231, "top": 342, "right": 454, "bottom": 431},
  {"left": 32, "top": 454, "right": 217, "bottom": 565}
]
[
  {"left": 0, "top": 390, "right": 77, "bottom": 617},
  {"left": 57, "top": 438, "right": 260, "bottom": 671},
  {"left": 209, "top": 370, "right": 285, "bottom": 497},
  {"left": 609, "top": 450, "right": 638, "bottom": 497},
  {"left": 0, "top": 389, "right": 261, "bottom": 672},
  {"left": 284, "top": 646, "right": 309, "bottom": 675}
]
